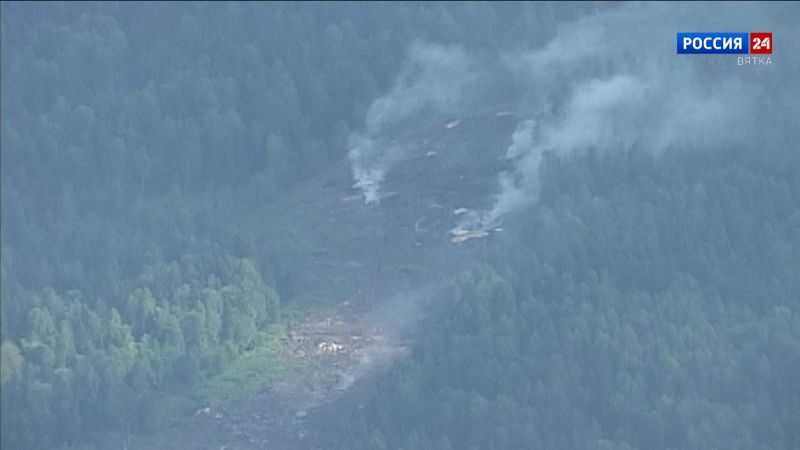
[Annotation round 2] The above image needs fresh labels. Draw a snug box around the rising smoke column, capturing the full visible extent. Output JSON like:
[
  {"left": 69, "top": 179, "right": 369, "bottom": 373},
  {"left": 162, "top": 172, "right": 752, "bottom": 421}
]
[
  {"left": 464, "top": 1, "right": 795, "bottom": 230},
  {"left": 349, "top": 43, "right": 475, "bottom": 203},
  {"left": 484, "top": 119, "right": 540, "bottom": 229}
]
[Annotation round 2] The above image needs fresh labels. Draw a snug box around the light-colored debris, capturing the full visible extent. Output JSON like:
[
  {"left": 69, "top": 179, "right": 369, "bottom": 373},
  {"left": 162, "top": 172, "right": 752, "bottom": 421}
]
[
  {"left": 317, "top": 341, "right": 346, "bottom": 354},
  {"left": 195, "top": 406, "right": 212, "bottom": 417},
  {"left": 426, "top": 150, "right": 438, "bottom": 157},
  {"left": 361, "top": 190, "right": 399, "bottom": 203},
  {"left": 444, "top": 119, "right": 460, "bottom": 129},
  {"left": 453, "top": 207, "right": 470, "bottom": 215},
  {"left": 449, "top": 226, "right": 490, "bottom": 244},
  {"left": 352, "top": 179, "right": 378, "bottom": 190},
  {"left": 494, "top": 227, "right": 504, "bottom": 232},
  {"left": 450, "top": 230, "right": 489, "bottom": 244},
  {"left": 496, "top": 110, "right": 514, "bottom": 117},
  {"left": 449, "top": 227, "right": 473, "bottom": 237}
]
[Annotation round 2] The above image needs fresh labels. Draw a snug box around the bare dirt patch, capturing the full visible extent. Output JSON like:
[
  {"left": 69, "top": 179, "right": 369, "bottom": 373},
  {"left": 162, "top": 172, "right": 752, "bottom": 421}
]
[
  {"left": 141, "top": 302, "right": 410, "bottom": 450},
  {"left": 139, "top": 110, "right": 514, "bottom": 449}
]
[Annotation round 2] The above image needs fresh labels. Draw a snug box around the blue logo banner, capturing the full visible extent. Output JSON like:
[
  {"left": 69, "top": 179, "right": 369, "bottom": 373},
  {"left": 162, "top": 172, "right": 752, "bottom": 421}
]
[{"left": 677, "top": 33, "right": 749, "bottom": 54}]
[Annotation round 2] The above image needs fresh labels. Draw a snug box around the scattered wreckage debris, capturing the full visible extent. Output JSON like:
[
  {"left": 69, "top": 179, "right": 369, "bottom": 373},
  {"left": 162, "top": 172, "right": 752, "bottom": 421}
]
[
  {"left": 495, "top": 110, "right": 514, "bottom": 118},
  {"left": 351, "top": 179, "right": 378, "bottom": 190},
  {"left": 194, "top": 406, "right": 224, "bottom": 420},
  {"left": 449, "top": 227, "right": 490, "bottom": 244},
  {"left": 349, "top": 184, "right": 399, "bottom": 203},
  {"left": 317, "top": 341, "right": 346, "bottom": 354},
  {"left": 444, "top": 119, "right": 460, "bottom": 129},
  {"left": 152, "top": 108, "right": 518, "bottom": 449},
  {"left": 450, "top": 230, "right": 489, "bottom": 244},
  {"left": 351, "top": 178, "right": 382, "bottom": 204}
]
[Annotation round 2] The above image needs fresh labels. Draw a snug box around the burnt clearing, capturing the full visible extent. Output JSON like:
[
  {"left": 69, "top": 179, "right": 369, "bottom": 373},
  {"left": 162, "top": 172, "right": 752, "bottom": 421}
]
[{"left": 138, "top": 109, "right": 518, "bottom": 449}]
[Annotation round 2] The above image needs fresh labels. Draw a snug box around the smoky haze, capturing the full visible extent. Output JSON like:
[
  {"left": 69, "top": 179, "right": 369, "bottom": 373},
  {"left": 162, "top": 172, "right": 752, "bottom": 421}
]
[
  {"left": 348, "top": 42, "right": 477, "bottom": 203},
  {"left": 348, "top": 2, "right": 799, "bottom": 228},
  {"left": 479, "top": 2, "right": 798, "bottom": 229},
  {"left": 3, "top": 2, "right": 800, "bottom": 449}
]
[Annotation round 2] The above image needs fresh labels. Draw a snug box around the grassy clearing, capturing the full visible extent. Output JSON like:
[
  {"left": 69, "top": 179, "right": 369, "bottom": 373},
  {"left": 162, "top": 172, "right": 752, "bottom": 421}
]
[
  {"left": 66, "top": 323, "right": 295, "bottom": 450},
  {"left": 156, "top": 325, "right": 290, "bottom": 424},
  {"left": 193, "top": 323, "right": 291, "bottom": 403}
]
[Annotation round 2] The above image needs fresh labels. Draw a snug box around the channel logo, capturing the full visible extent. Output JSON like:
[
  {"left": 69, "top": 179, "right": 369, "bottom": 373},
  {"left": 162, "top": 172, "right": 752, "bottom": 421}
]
[
  {"left": 677, "top": 32, "right": 772, "bottom": 54},
  {"left": 749, "top": 32, "right": 772, "bottom": 54}
]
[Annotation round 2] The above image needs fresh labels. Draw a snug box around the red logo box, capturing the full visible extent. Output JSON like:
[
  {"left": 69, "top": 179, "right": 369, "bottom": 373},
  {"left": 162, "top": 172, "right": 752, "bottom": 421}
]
[{"left": 750, "top": 32, "right": 772, "bottom": 54}]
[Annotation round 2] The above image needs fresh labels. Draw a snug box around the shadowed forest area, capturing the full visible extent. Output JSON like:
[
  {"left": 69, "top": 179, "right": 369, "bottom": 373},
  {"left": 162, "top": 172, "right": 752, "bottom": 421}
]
[
  {"left": 331, "top": 146, "right": 800, "bottom": 449},
  {"left": 2, "top": 2, "right": 799, "bottom": 449}
]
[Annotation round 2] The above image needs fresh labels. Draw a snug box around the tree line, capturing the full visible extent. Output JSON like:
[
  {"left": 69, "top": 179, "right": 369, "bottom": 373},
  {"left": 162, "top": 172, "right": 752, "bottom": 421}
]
[
  {"left": 336, "top": 146, "right": 800, "bottom": 449},
  {"left": 1, "top": 2, "right": 600, "bottom": 448}
]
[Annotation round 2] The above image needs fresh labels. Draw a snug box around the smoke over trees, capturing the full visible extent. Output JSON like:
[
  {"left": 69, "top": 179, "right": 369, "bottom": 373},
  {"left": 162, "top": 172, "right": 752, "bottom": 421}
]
[
  {"left": 3, "top": 2, "right": 799, "bottom": 449},
  {"left": 348, "top": 2, "right": 798, "bottom": 231}
]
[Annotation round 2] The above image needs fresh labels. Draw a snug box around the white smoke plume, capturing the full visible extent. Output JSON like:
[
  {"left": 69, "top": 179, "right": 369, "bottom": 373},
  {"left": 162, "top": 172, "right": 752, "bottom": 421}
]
[
  {"left": 349, "top": 43, "right": 475, "bottom": 203},
  {"left": 348, "top": 3, "right": 797, "bottom": 223},
  {"left": 463, "top": 2, "right": 797, "bottom": 230}
]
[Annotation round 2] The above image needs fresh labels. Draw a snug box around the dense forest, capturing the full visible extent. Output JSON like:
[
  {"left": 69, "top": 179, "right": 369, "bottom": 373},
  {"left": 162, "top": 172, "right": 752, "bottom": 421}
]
[
  {"left": 2, "top": 2, "right": 799, "bottom": 449},
  {"left": 0, "top": 3, "right": 598, "bottom": 447},
  {"left": 337, "top": 147, "right": 800, "bottom": 449}
]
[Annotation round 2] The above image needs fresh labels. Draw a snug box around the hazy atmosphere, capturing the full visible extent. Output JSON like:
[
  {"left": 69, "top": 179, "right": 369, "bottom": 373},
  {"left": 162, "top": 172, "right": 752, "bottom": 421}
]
[{"left": 2, "top": 2, "right": 799, "bottom": 449}]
